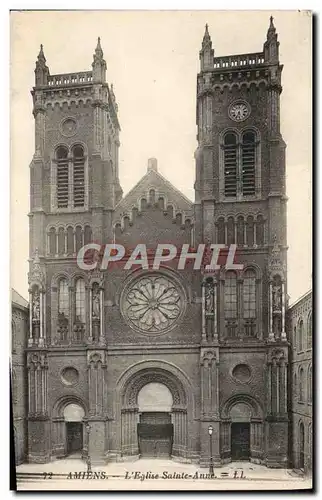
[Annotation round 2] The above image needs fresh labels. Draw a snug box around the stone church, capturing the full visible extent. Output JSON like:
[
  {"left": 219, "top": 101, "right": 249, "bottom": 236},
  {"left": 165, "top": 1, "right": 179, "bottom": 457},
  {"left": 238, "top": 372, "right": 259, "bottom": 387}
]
[{"left": 27, "top": 18, "right": 289, "bottom": 467}]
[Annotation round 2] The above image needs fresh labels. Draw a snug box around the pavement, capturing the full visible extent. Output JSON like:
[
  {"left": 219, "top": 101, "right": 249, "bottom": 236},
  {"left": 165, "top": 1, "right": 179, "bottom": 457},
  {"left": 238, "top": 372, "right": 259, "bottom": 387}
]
[{"left": 16, "top": 457, "right": 313, "bottom": 491}]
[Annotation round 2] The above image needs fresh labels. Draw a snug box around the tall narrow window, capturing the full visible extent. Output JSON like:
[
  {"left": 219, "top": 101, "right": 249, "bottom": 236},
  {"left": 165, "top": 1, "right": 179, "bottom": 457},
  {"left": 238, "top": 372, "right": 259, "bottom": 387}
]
[
  {"left": 294, "top": 372, "right": 297, "bottom": 401},
  {"left": 243, "top": 269, "right": 256, "bottom": 336},
  {"left": 227, "top": 216, "right": 235, "bottom": 245},
  {"left": 72, "top": 145, "right": 85, "bottom": 208},
  {"left": 298, "top": 319, "right": 304, "bottom": 351},
  {"left": 75, "top": 279, "right": 86, "bottom": 324},
  {"left": 256, "top": 215, "right": 265, "bottom": 245},
  {"left": 84, "top": 225, "right": 92, "bottom": 246},
  {"left": 307, "top": 312, "right": 312, "bottom": 349},
  {"left": 56, "top": 146, "right": 69, "bottom": 208},
  {"left": 67, "top": 226, "right": 74, "bottom": 255},
  {"left": 224, "top": 133, "right": 237, "bottom": 197},
  {"left": 246, "top": 216, "right": 254, "bottom": 247},
  {"left": 75, "top": 225, "right": 83, "bottom": 253},
  {"left": 58, "top": 279, "right": 69, "bottom": 320},
  {"left": 294, "top": 325, "right": 297, "bottom": 351},
  {"left": 49, "top": 227, "right": 56, "bottom": 256},
  {"left": 237, "top": 216, "right": 245, "bottom": 246},
  {"left": 217, "top": 217, "right": 225, "bottom": 244},
  {"left": 299, "top": 367, "right": 304, "bottom": 402},
  {"left": 225, "top": 271, "right": 237, "bottom": 337},
  {"left": 242, "top": 131, "right": 256, "bottom": 196},
  {"left": 58, "top": 227, "right": 65, "bottom": 255}
]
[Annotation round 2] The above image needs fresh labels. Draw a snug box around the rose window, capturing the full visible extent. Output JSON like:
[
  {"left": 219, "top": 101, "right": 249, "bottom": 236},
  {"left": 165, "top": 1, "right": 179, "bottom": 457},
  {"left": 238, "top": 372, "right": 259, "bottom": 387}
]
[{"left": 122, "top": 274, "right": 184, "bottom": 334}]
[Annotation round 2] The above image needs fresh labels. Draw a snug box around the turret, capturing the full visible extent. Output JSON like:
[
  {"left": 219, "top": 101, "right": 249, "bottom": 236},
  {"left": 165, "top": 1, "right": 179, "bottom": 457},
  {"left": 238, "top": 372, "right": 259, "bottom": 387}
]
[
  {"left": 199, "top": 24, "right": 214, "bottom": 72},
  {"left": 263, "top": 16, "right": 279, "bottom": 64},
  {"left": 34, "top": 44, "right": 49, "bottom": 86},
  {"left": 92, "top": 37, "right": 107, "bottom": 83}
]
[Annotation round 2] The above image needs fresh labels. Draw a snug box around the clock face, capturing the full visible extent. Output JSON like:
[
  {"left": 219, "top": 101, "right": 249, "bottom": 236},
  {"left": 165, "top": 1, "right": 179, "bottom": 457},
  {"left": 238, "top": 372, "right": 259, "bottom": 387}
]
[{"left": 229, "top": 102, "right": 251, "bottom": 122}]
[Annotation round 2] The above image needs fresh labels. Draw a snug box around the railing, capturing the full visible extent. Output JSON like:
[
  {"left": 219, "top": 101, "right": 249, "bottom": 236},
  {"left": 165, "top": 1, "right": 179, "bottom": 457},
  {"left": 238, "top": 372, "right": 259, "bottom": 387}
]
[
  {"left": 47, "top": 72, "right": 93, "bottom": 86},
  {"left": 213, "top": 52, "right": 265, "bottom": 69}
]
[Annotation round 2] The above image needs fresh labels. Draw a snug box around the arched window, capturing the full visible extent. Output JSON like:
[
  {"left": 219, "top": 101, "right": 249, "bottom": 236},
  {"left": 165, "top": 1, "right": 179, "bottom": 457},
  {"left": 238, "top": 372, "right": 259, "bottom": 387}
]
[
  {"left": 246, "top": 216, "right": 254, "bottom": 247},
  {"left": 75, "top": 279, "right": 85, "bottom": 324},
  {"left": 256, "top": 215, "right": 265, "bottom": 246},
  {"left": 58, "top": 279, "right": 69, "bottom": 320},
  {"left": 58, "top": 227, "right": 65, "bottom": 255},
  {"left": 72, "top": 145, "right": 85, "bottom": 208},
  {"left": 308, "top": 365, "right": 312, "bottom": 403},
  {"left": 222, "top": 129, "right": 259, "bottom": 199},
  {"left": 299, "top": 367, "right": 305, "bottom": 402},
  {"left": 75, "top": 225, "right": 83, "bottom": 253},
  {"left": 67, "top": 226, "right": 74, "bottom": 255},
  {"left": 84, "top": 225, "right": 92, "bottom": 246},
  {"left": 243, "top": 269, "right": 257, "bottom": 337},
  {"left": 298, "top": 319, "right": 304, "bottom": 351},
  {"left": 49, "top": 227, "right": 56, "bottom": 256},
  {"left": 241, "top": 131, "right": 256, "bottom": 196},
  {"left": 56, "top": 146, "right": 69, "bottom": 208},
  {"left": 224, "top": 271, "right": 237, "bottom": 337},
  {"left": 237, "top": 216, "right": 245, "bottom": 246},
  {"left": 307, "top": 312, "right": 312, "bottom": 349},
  {"left": 224, "top": 132, "right": 238, "bottom": 197},
  {"left": 227, "top": 216, "right": 235, "bottom": 245},
  {"left": 217, "top": 217, "right": 225, "bottom": 244},
  {"left": 293, "top": 325, "right": 297, "bottom": 351}
]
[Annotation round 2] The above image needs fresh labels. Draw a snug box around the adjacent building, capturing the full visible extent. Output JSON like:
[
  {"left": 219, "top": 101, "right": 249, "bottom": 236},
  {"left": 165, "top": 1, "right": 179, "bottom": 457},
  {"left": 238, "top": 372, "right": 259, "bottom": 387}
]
[
  {"left": 11, "top": 289, "right": 29, "bottom": 465},
  {"left": 26, "top": 18, "right": 290, "bottom": 466},
  {"left": 288, "top": 290, "right": 312, "bottom": 473}
]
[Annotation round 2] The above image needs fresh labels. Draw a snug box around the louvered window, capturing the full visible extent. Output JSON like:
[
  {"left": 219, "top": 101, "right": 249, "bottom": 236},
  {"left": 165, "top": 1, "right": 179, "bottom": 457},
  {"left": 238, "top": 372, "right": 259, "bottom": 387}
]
[
  {"left": 73, "top": 145, "right": 85, "bottom": 208},
  {"left": 54, "top": 144, "right": 87, "bottom": 210},
  {"left": 242, "top": 131, "right": 256, "bottom": 196},
  {"left": 223, "top": 130, "right": 258, "bottom": 199},
  {"left": 56, "top": 146, "right": 69, "bottom": 208},
  {"left": 224, "top": 133, "right": 237, "bottom": 197}
]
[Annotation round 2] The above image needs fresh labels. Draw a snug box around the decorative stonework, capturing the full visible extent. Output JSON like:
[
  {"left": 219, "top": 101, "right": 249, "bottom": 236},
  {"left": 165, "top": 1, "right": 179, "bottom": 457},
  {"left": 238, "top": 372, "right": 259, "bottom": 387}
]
[
  {"left": 61, "top": 367, "right": 79, "bottom": 386},
  {"left": 121, "top": 274, "right": 185, "bottom": 334},
  {"left": 232, "top": 364, "right": 252, "bottom": 383},
  {"left": 60, "top": 117, "right": 77, "bottom": 137}
]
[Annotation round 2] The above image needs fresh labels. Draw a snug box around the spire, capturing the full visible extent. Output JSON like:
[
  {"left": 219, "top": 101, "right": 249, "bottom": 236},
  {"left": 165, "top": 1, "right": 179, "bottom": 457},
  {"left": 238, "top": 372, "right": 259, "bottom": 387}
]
[
  {"left": 263, "top": 15, "right": 279, "bottom": 63},
  {"left": 267, "top": 15, "right": 277, "bottom": 41},
  {"left": 199, "top": 23, "right": 214, "bottom": 71},
  {"left": 202, "top": 24, "right": 211, "bottom": 49},
  {"left": 94, "top": 37, "right": 104, "bottom": 61},
  {"left": 92, "top": 36, "right": 106, "bottom": 82},
  {"left": 35, "top": 44, "right": 49, "bottom": 86}
]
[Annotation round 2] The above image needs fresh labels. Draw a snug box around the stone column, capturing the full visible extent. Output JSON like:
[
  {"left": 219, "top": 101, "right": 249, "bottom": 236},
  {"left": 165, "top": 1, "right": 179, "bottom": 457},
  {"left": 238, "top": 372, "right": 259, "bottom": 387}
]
[
  {"left": 28, "top": 290, "right": 33, "bottom": 346},
  {"left": 268, "top": 282, "right": 274, "bottom": 341},
  {"left": 281, "top": 282, "right": 286, "bottom": 340}
]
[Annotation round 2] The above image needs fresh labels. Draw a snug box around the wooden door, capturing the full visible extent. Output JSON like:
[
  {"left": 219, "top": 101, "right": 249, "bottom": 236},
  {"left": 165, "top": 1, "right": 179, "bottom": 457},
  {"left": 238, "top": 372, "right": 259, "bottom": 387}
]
[
  {"left": 231, "top": 423, "right": 250, "bottom": 460},
  {"left": 66, "top": 422, "right": 83, "bottom": 454}
]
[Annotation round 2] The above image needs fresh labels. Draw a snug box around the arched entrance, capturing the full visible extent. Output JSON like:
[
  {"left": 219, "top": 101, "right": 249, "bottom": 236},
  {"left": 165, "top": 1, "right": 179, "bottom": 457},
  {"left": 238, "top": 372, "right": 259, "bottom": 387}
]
[
  {"left": 64, "top": 403, "right": 85, "bottom": 456},
  {"left": 119, "top": 365, "right": 188, "bottom": 460},
  {"left": 221, "top": 395, "right": 263, "bottom": 463},
  {"left": 137, "top": 383, "right": 173, "bottom": 458},
  {"left": 52, "top": 397, "right": 87, "bottom": 458}
]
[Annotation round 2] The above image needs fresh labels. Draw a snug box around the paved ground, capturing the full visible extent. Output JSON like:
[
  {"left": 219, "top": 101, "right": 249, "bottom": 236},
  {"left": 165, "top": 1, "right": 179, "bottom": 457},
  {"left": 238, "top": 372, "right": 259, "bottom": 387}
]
[{"left": 16, "top": 458, "right": 312, "bottom": 491}]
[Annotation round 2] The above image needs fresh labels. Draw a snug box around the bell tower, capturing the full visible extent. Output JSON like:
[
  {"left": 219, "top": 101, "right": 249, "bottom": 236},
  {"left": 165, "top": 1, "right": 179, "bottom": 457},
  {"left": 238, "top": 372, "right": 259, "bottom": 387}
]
[{"left": 195, "top": 18, "right": 289, "bottom": 467}]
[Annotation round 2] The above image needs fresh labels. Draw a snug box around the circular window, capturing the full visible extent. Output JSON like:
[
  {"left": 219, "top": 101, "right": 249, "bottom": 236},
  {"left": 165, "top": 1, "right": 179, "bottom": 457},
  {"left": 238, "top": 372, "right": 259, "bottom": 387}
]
[
  {"left": 232, "top": 364, "right": 251, "bottom": 383},
  {"left": 61, "top": 367, "right": 79, "bottom": 386},
  {"left": 60, "top": 117, "right": 77, "bottom": 137},
  {"left": 121, "top": 273, "right": 185, "bottom": 334}
]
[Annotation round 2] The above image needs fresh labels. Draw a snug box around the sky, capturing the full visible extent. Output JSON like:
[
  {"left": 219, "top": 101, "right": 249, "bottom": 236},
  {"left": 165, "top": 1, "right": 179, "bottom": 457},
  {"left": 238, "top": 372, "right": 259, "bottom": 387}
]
[{"left": 10, "top": 10, "right": 312, "bottom": 303}]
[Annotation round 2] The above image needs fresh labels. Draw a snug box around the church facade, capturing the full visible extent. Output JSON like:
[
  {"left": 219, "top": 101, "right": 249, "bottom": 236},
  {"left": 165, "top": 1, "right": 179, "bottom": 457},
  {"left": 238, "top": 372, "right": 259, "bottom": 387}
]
[{"left": 27, "top": 19, "right": 289, "bottom": 467}]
